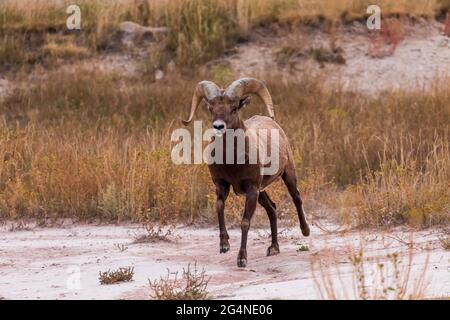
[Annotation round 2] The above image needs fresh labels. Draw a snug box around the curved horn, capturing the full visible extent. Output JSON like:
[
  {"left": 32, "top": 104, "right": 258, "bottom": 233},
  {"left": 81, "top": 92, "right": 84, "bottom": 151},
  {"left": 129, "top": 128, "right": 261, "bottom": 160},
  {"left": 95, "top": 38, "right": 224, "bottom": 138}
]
[
  {"left": 224, "top": 77, "right": 275, "bottom": 119},
  {"left": 182, "top": 81, "right": 221, "bottom": 125}
]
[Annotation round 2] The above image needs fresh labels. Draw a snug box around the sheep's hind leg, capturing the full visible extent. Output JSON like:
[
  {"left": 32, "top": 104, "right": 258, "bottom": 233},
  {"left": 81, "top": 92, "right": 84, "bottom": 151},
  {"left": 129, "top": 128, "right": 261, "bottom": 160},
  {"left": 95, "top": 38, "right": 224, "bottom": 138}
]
[
  {"left": 258, "top": 191, "right": 280, "bottom": 256},
  {"left": 282, "top": 167, "right": 310, "bottom": 237},
  {"left": 237, "top": 186, "right": 259, "bottom": 268},
  {"left": 215, "top": 181, "right": 230, "bottom": 253}
]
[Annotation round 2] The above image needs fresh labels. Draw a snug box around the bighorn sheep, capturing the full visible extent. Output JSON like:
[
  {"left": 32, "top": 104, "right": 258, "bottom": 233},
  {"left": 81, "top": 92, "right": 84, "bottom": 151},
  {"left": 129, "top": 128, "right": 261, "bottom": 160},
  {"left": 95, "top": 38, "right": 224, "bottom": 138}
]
[{"left": 182, "top": 77, "right": 310, "bottom": 267}]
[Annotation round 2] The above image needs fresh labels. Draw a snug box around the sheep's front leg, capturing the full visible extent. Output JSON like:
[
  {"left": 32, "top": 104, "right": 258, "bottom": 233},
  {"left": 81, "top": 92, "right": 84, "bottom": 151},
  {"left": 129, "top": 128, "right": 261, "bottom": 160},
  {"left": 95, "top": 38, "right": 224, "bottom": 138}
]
[
  {"left": 237, "top": 186, "right": 259, "bottom": 268},
  {"left": 215, "top": 181, "right": 230, "bottom": 253}
]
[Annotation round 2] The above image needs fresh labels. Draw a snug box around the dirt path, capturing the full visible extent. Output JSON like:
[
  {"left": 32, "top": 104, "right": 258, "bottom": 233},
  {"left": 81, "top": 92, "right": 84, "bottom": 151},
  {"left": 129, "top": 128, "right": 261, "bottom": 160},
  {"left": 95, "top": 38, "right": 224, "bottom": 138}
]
[{"left": 0, "top": 222, "right": 448, "bottom": 299}]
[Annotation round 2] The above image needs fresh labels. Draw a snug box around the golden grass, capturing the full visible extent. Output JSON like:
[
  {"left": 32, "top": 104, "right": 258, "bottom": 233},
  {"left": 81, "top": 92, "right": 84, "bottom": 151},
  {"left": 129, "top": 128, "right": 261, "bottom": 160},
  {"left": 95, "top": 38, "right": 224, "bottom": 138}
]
[
  {"left": 336, "top": 148, "right": 450, "bottom": 228},
  {"left": 43, "top": 41, "right": 90, "bottom": 60},
  {"left": 0, "top": 1, "right": 449, "bottom": 228},
  {"left": 0, "top": 68, "right": 449, "bottom": 228},
  {"left": 1, "top": 0, "right": 449, "bottom": 69}
]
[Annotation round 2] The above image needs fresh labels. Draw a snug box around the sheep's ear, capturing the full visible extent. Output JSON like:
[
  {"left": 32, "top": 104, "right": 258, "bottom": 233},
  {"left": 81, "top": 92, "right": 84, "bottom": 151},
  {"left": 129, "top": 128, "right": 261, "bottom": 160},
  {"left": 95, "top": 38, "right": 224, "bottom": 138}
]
[{"left": 238, "top": 95, "right": 252, "bottom": 109}]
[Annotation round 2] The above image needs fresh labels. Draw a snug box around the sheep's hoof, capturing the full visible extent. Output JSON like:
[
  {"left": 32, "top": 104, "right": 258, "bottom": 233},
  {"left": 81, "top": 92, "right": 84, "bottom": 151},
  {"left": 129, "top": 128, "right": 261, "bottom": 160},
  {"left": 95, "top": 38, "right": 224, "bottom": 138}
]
[
  {"left": 266, "top": 244, "right": 280, "bottom": 256},
  {"left": 237, "top": 258, "right": 247, "bottom": 268},
  {"left": 220, "top": 243, "right": 230, "bottom": 253},
  {"left": 301, "top": 224, "right": 310, "bottom": 237}
]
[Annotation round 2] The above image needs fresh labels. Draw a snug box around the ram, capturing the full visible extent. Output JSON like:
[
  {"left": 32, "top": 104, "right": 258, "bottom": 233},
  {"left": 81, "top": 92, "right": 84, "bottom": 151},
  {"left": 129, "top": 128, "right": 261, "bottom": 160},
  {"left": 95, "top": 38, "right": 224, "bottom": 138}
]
[{"left": 182, "top": 77, "right": 310, "bottom": 267}]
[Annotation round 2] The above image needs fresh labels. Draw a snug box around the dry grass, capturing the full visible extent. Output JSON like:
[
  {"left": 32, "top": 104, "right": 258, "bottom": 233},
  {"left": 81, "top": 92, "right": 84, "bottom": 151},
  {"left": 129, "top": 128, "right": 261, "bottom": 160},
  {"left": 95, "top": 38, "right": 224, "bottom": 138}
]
[
  {"left": 311, "top": 239, "right": 430, "bottom": 299},
  {"left": 335, "top": 143, "right": 450, "bottom": 228},
  {"left": 43, "top": 36, "right": 90, "bottom": 61},
  {"left": 0, "top": 1, "right": 449, "bottom": 229},
  {"left": 1, "top": 0, "right": 449, "bottom": 70},
  {"left": 438, "top": 229, "right": 450, "bottom": 250},
  {"left": 99, "top": 266, "right": 134, "bottom": 285},
  {"left": 149, "top": 262, "right": 210, "bottom": 300},
  {"left": 133, "top": 224, "right": 176, "bottom": 243},
  {"left": 0, "top": 69, "right": 449, "bottom": 228},
  {"left": 296, "top": 243, "right": 310, "bottom": 252},
  {"left": 439, "top": 236, "right": 450, "bottom": 250},
  {"left": 275, "top": 34, "right": 345, "bottom": 67},
  {"left": 114, "top": 243, "right": 128, "bottom": 252},
  {"left": 0, "top": 70, "right": 212, "bottom": 223}
]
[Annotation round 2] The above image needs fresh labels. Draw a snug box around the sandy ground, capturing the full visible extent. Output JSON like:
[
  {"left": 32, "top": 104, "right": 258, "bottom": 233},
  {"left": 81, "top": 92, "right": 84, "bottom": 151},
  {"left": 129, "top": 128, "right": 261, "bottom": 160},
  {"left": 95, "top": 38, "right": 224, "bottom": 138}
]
[{"left": 0, "top": 222, "right": 448, "bottom": 300}]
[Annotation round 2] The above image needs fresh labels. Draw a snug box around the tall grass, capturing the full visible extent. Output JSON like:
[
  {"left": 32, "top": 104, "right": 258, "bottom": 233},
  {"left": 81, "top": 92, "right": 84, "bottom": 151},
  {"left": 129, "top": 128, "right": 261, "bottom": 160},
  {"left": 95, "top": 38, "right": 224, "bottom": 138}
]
[
  {"left": 0, "top": 69, "right": 449, "bottom": 228},
  {"left": 1, "top": 0, "right": 449, "bottom": 69},
  {"left": 0, "top": 70, "right": 212, "bottom": 222},
  {"left": 337, "top": 144, "right": 450, "bottom": 228},
  {"left": 1, "top": 1, "right": 449, "bottom": 228}
]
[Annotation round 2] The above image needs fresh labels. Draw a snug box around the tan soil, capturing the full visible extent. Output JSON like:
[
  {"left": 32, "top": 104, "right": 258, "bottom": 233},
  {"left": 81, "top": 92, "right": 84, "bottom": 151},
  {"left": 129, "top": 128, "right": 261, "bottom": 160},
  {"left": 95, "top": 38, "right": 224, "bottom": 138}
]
[{"left": 0, "top": 222, "right": 448, "bottom": 299}]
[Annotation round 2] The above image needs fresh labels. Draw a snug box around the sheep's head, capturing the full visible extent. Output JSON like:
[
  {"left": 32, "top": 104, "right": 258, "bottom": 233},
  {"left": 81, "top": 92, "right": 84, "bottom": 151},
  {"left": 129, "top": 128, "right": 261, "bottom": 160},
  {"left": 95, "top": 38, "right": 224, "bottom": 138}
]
[{"left": 182, "top": 77, "right": 275, "bottom": 136}]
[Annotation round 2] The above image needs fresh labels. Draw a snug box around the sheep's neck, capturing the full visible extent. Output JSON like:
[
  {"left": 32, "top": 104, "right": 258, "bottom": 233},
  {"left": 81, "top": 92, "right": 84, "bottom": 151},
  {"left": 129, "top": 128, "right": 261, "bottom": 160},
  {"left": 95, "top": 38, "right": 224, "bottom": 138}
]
[{"left": 226, "top": 119, "right": 246, "bottom": 132}]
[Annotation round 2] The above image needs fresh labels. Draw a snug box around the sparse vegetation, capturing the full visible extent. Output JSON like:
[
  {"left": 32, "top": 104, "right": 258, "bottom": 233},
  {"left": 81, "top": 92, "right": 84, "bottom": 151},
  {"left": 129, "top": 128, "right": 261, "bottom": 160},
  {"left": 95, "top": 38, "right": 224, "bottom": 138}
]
[
  {"left": 133, "top": 224, "right": 176, "bottom": 243},
  {"left": 99, "top": 266, "right": 134, "bottom": 285},
  {"left": 115, "top": 243, "right": 128, "bottom": 252},
  {"left": 307, "top": 46, "right": 346, "bottom": 67},
  {"left": 311, "top": 242, "right": 430, "bottom": 299},
  {"left": 275, "top": 43, "right": 345, "bottom": 67},
  {"left": 438, "top": 230, "right": 450, "bottom": 250},
  {"left": 296, "top": 243, "right": 310, "bottom": 252},
  {"left": 149, "top": 262, "right": 210, "bottom": 300}
]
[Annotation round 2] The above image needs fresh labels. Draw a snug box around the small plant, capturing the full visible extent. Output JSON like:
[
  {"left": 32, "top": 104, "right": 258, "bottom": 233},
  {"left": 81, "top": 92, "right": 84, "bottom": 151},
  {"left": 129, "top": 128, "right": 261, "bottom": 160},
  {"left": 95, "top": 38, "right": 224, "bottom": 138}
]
[
  {"left": 134, "top": 223, "right": 175, "bottom": 243},
  {"left": 438, "top": 230, "right": 450, "bottom": 250},
  {"left": 43, "top": 42, "right": 90, "bottom": 60},
  {"left": 8, "top": 220, "right": 32, "bottom": 232},
  {"left": 115, "top": 243, "right": 128, "bottom": 252},
  {"left": 274, "top": 43, "right": 305, "bottom": 65},
  {"left": 99, "top": 266, "right": 134, "bottom": 285},
  {"left": 275, "top": 44, "right": 345, "bottom": 68},
  {"left": 149, "top": 262, "right": 210, "bottom": 300},
  {"left": 98, "top": 183, "right": 130, "bottom": 220},
  {"left": 307, "top": 47, "right": 346, "bottom": 67},
  {"left": 296, "top": 243, "right": 310, "bottom": 252}
]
